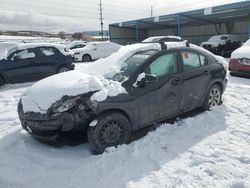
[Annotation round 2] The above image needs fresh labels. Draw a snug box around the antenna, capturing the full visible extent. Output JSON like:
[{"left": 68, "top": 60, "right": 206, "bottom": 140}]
[{"left": 99, "top": 0, "right": 104, "bottom": 39}]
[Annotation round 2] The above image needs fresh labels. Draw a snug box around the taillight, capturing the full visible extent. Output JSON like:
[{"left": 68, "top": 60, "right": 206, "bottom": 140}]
[{"left": 229, "top": 59, "right": 239, "bottom": 66}]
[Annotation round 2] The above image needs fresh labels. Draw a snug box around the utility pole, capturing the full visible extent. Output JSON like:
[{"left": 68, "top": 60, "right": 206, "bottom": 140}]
[
  {"left": 151, "top": 6, "right": 153, "bottom": 17},
  {"left": 99, "top": 0, "right": 104, "bottom": 39}
]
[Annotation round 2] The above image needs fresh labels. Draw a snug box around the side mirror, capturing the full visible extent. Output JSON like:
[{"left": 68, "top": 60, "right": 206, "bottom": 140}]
[
  {"left": 13, "top": 56, "right": 20, "bottom": 61},
  {"left": 136, "top": 74, "right": 158, "bottom": 88}
]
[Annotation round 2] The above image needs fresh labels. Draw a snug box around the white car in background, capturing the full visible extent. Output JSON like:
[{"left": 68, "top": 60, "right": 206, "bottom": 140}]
[
  {"left": 73, "top": 42, "right": 121, "bottom": 62},
  {"left": 66, "top": 41, "right": 88, "bottom": 50},
  {"left": 229, "top": 38, "right": 250, "bottom": 76}
]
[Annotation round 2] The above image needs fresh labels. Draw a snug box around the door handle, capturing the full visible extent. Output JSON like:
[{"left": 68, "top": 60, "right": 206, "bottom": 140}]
[
  {"left": 202, "top": 71, "right": 209, "bottom": 76},
  {"left": 171, "top": 78, "right": 182, "bottom": 86}
]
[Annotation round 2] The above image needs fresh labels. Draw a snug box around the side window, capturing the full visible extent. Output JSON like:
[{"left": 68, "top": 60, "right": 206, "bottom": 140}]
[
  {"left": 199, "top": 54, "right": 207, "bottom": 66},
  {"left": 13, "top": 49, "right": 35, "bottom": 60},
  {"left": 182, "top": 52, "right": 200, "bottom": 71},
  {"left": 145, "top": 53, "right": 177, "bottom": 78},
  {"left": 39, "top": 47, "right": 56, "bottom": 56}
]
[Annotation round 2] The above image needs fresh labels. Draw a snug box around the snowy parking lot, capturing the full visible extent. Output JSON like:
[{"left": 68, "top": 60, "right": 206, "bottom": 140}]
[{"left": 0, "top": 62, "right": 250, "bottom": 188}]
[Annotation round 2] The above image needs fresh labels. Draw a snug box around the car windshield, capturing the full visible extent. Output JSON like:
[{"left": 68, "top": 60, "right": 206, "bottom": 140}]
[
  {"left": 243, "top": 39, "right": 250, "bottom": 46},
  {"left": 111, "top": 50, "right": 158, "bottom": 82}
]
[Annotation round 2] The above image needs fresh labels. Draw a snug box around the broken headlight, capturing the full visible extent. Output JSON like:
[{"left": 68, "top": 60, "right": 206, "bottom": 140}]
[{"left": 53, "top": 98, "right": 76, "bottom": 113}]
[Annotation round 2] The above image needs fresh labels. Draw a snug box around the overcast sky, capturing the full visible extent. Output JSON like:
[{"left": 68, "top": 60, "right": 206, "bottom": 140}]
[{"left": 0, "top": 0, "right": 242, "bottom": 33}]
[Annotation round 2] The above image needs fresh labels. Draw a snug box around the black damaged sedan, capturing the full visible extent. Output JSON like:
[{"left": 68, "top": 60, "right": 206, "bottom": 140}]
[
  {"left": 0, "top": 43, "right": 75, "bottom": 86},
  {"left": 18, "top": 41, "right": 227, "bottom": 154}
]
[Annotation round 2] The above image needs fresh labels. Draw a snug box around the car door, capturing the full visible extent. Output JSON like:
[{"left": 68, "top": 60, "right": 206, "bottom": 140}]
[
  {"left": 132, "top": 51, "right": 182, "bottom": 126},
  {"left": 89, "top": 44, "right": 101, "bottom": 59},
  {"left": 180, "top": 50, "right": 211, "bottom": 111},
  {"left": 4, "top": 48, "right": 38, "bottom": 82},
  {"left": 35, "top": 47, "right": 60, "bottom": 78}
]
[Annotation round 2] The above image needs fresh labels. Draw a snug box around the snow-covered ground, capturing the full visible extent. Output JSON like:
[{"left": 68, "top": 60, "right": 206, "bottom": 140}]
[
  {"left": 0, "top": 63, "right": 250, "bottom": 187},
  {"left": 0, "top": 35, "right": 63, "bottom": 43}
]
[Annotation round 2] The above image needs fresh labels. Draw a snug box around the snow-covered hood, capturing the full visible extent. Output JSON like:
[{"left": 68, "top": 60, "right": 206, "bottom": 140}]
[
  {"left": 231, "top": 46, "right": 250, "bottom": 59},
  {"left": 21, "top": 70, "right": 126, "bottom": 113}
]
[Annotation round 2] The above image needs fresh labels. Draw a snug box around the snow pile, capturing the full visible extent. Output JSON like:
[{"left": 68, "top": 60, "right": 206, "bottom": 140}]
[
  {"left": 133, "top": 72, "right": 146, "bottom": 87},
  {"left": 21, "top": 71, "right": 125, "bottom": 113}
]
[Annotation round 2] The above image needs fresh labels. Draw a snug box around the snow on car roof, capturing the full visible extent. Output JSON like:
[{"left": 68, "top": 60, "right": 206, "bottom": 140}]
[{"left": 8, "top": 43, "right": 73, "bottom": 56}]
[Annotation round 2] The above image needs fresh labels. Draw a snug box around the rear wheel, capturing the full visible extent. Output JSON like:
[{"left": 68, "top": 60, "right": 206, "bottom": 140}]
[
  {"left": 57, "top": 66, "right": 69, "bottom": 73},
  {"left": 87, "top": 112, "right": 131, "bottom": 154},
  {"left": 82, "top": 54, "right": 92, "bottom": 62},
  {"left": 202, "top": 84, "right": 222, "bottom": 110}
]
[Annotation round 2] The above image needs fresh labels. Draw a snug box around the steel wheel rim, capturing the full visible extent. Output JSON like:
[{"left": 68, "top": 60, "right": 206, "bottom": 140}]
[
  {"left": 100, "top": 121, "right": 123, "bottom": 146},
  {"left": 208, "top": 88, "right": 221, "bottom": 107}
]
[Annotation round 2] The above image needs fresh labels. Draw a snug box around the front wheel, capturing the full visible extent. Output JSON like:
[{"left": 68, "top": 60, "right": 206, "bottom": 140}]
[
  {"left": 57, "top": 66, "right": 70, "bottom": 73},
  {"left": 202, "top": 84, "right": 222, "bottom": 110},
  {"left": 82, "top": 54, "right": 92, "bottom": 62},
  {"left": 87, "top": 112, "right": 131, "bottom": 154}
]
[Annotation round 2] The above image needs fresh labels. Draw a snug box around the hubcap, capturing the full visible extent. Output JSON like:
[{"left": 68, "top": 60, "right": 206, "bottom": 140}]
[
  {"left": 208, "top": 88, "right": 221, "bottom": 107},
  {"left": 100, "top": 121, "right": 123, "bottom": 146}
]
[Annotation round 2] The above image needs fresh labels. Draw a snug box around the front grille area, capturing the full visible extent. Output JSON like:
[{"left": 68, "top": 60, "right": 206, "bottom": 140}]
[{"left": 239, "top": 58, "right": 250, "bottom": 65}]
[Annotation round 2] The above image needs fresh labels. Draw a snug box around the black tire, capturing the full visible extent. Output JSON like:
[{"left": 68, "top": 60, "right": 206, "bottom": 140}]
[
  {"left": 57, "top": 65, "right": 70, "bottom": 73},
  {"left": 202, "top": 84, "right": 222, "bottom": 110},
  {"left": 82, "top": 54, "right": 92, "bottom": 62},
  {"left": 87, "top": 112, "right": 131, "bottom": 154},
  {"left": 0, "top": 75, "right": 4, "bottom": 87}
]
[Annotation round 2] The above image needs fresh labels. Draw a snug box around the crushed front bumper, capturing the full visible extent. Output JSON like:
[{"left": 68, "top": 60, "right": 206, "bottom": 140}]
[{"left": 18, "top": 101, "right": 92, "bottom": 142}]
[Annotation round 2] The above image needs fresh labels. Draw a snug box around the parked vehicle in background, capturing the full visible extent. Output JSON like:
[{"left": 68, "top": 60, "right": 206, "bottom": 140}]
[
  {"left": 73, "top": 42, "right": 121, "bottom": 62},
  {"left": 229, "top": 39, "right": 250, "bottom": 77},
  {"left": 142, "top": 36, "right": 183, "bottom": 43},
  {"left": 66, "top": 41, "right": 88, "bottom": 50},
  {"left": 18, "top": 40, "right": 227, "bottom": 154},
  {"left": 200, "top": 34, "right": 241, "bottom": 57},
  {"left": 0, "top": 43, "right": 75, "bottom": 86}
]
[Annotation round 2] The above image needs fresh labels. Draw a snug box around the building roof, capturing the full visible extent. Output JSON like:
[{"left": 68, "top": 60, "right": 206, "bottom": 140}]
[{"left": 110, "top": 1, "right": 250, "bottom": 30}]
